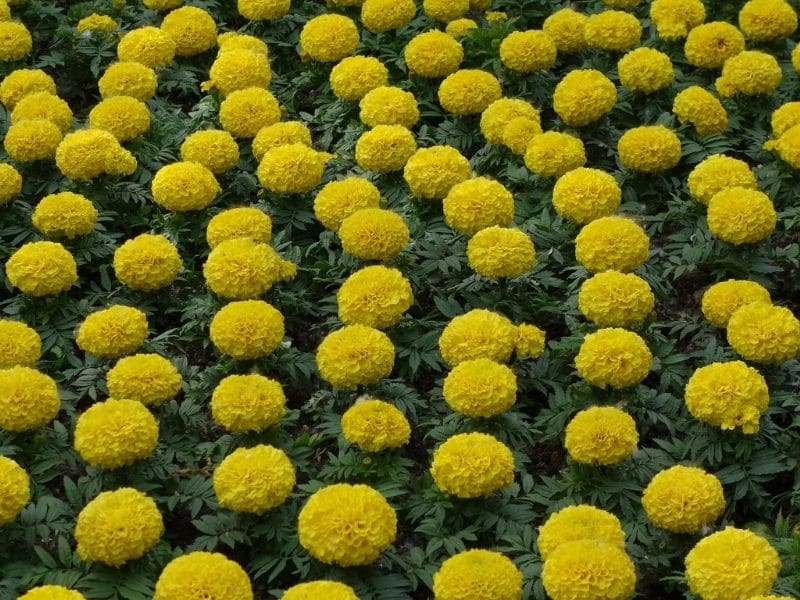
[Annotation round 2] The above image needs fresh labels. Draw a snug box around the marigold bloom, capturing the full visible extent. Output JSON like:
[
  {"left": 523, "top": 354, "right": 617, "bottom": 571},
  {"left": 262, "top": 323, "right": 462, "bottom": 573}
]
[
  {"left": 98, "top": 62, "right": 158, "bottom": 101},
  {"left": 537, "top": 504, "right": 626, "bottom": 561},
  {"left": 330, "top": 56, "right": 389, "bottom": 101},
  {"left": 0, "top": 68, "right": 55, "bottom": 109},
  {"left": 770, "top": 102, "right": 800, "bottom": 137},
  {"left": 0, "top": 367, "right": 60, "bottom": 431},
  {"left": 404, "top": 30, "right": 463, "bottom": 78},
  {"left": 76, "top": 305, "right": 149, "bottom": 358},
  {"left": 430, "top": 432, "right": 514, "bottom": 498},
  {"left": 727, "top": 302, "right": 800, "bottom": 364},
  {"left": 107, "top": 354, "right": 182, "bottom": 407},
  {"left": 151, "top": 161, "right": 220, "bottom": 211},
  {"left": 117, "top": 26, "right": 176, "bottom": 69},
  {"left": 18, "top": 587, "right": 85, "bottom": 600},
  {"left": 154, "top": 552, "right": 253, "bottom": 600},
  {"left": 618, "top": 125, "right": 681, "bottom": 173},
  {"left": 113, "top": 234, "right": 181, "bottom": 291},
  {"left": 316, "top": 325, "right": 395, "bottom": 389},
  {"left": 238, "top": 0, "right": 289, "bottom": 20},
  {"left": 739, "top": 0, "right": 797, "bottom": 41},
  {"left": 618, "top": 48, "right": 674, "bottom": 94},
  {"left": 552, "top": 167, "right": 621, "bottom": 224},
  {"left": 284, "top": 582, "right": 357, "bottom": 600},
  {"left": 707, "top": 188, "right": 776, "bottom": 245},
  {"left": 0, "top": 162, "right": 21, "bottom": 205},
  {"left": 313, "top": 178, "right": 381, "bottom": 231},
  {"left": 362, "top": 0, "right": 416, "bottom": 33},
  {"left": 76, "top": 14, "right": 117, "bottom": 34},
  {"left": 502, "top": 117, "right": 542, "bottom": 155},
  {"left": 160, "top": 6, "right": 217, "bottom": 56},
  {"left": 4, "top": 119, "right": 62, "bottom": 162},
  {"left": 210, "top": 300, "right": 285, "bottom": 360},
  {"left": 584, "top": 10, "right": 642, "bottom": 51},
  {"left": 355, "top": 125, "right": 417, "bottom": 173},
  {"left": 433, "top": 549, "right": 523, "bottom": 600},
  {"left": 55, "top": 129, "right": 138, "bottom": 180},
  {"left": 553, "top": 70, "right": 617, "bottom": 126},
  {"left": 204, "top": 238, "right": 295, "bottom": 299},
  {"left": 5, "top": 241, "right": 77, "bottom": 296},
  {"left": 542, "top": 540, "right": 636, "bottom": 600},
  {"left": 0, "top": 320, "right": 41, "bottom": 369},
  {"left": 214, "top": 445, "right": 295, "bottom": 513},
  {"left": 443, "top": 177, "right": 515, "bottom": 236},
  {"left": 673, "top": 86, "right": 728, "bottom": 136},
  {"left": 258, "top": 143, "right": 325, "bottom": 194},
  {"left": 480, "top": 97, "right": 540, "bottom": 145},
  {"left": 11, "top": 92, "right": 73, "bottom": 132},
  {"left": 467, "top": 226, "right": 535, "bottom": 279},
  {"left": 144, "top": 0, "right": 184, "bottom": 10},
  {"left": 445, "top": 18, "right": 477, "bottom": 39},
  {"left": 575, "top": 328, "right": 652, "bottom": 389},
  {"left": 217, "top": 31, "right": 268, "bottom": 55},
  {"left": 300, "top": 14, "right": 359, "bottom": 62},
  {"left": 207, "top": 207, "right": 272, "bottom": 248},
  {"left": 684, "top": 22, "right": 744, "bottom": 69},
  {"left": 211, "top": 373, "right": 286, "bottom": 431},
  {"left": 0, "top": 21, "right": 32, "bottom": 61},
  {"left": 0, "top": 456, "right": 29, "bottom": 526},
  {"left": 543, "top": 8, "right": 588, "bottom": 53},
  {"left": 438, "top": 69, "right": 502, "bottom": 116},
  {"left": 650, "top": 0, "right": 706, "bottom": 40},
  {"left": 360, "top": 86, "right": 419, "bottom": 128},
  {"left": 443, "top": 358, "right": 516, "bottom": 418},
  {"left": 338, "top": 266, "right": 414, "bottom": 329},
  {"left": 32, "top": 192, "right": 98, "bottom": 239},
  {"left": 575, "top": 216, "right": 649, "bottom": 273},
  {"left": 439, "top": 308, "right": 517, "bottom": 367},
  {"left": 180, "top": 129, "right": 239, "bottom": 174},
  {"left": 339, "top": 208, "right": 410, "bottom": 260},
  {"left": 220, "top": 87, "right": 281, "bottom": 138},
  {"left": 252, "top": 121, "right": 312, "bottom": 160},
  {"left": 687, "top": 155, "right": 756, "bottom": 204},
  {"left": 525, "top": 131, "right": 586, "bottom": 178},
  {"left": 716, "top": 51, "right": 782, "bottom": 98},
  {"left": 578, "top": 271, "right": 654, "bottom": 327},
  {"left": 701, "top": 279, "right": 771, "bottom": 328},
  {"left": 423, "top": 0, "right": 468, "bottom": 22},
  {"left": 565, "top": 406, "right": 638, "bottom": 465},
  {"left": 204, "top": 49, "right": 271, "bottom": 96},
  {"left": 341, "top": 398, "right": 411, "bottom": 451},
  {"left": 404, "top": 145, "right": 470, "bottom": 198},
  {"left": 516, "top": 323, "right": 546, "bottom": 359},
  {"left": 764, "top": 123, "right": 800, "bottom": 168},
  {"left": 74, "top": 399, "right": 158, "bottom": 469},
  {"left": 500, "top": 30, "right": 557, "bottom": 73},
  {"left": 643, "top": 465, "right": 724, "bottom": 533}
]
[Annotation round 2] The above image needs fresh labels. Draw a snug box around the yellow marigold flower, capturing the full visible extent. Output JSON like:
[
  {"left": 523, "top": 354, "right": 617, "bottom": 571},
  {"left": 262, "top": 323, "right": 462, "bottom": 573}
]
[
  {"left": 584, "top": 10, "right": 642, "bottom": 51},
  {"left": 154, "top": 552, "right": 253, "bottom": 600},
  {"left": 542, "top": 540, "right": 636, "bottom": 600},
  {"left": 0, "top": 0, "right": 10, "bottom": 19},
  {"left": 739, "top": 0, "right": 797, "bottom": 41},
  {"left": 338, "top": 266, "right": 413, "bottom": 329},
  {"left": 207, "top": 206, "right": 271, "bottom": 248},
  {"left": 0, "top": 320, "right": 40, "bottom": 369},
  {"left": 565, "top": 406, "right": 639, "bottom": 465},
  {"left": 4, "top": 119, "right": 62, "bottom": 162},
  {"left": 543, "top": 8, "right": 588, "bottom": 53},
  {"left": 524, "top": 131, "right": 586, "bottom": 178},
  {"left": 283, "top": 582, "right": 358, "bottom": 600},
  {"left": 433, "top": 549, "right": 522, "bottom": 600},
  {"left": 220, "top": 87, "right": 280, "bottom": 138},
  {"left": 252, "top": 121, "right": 311, "bottom": 160},
  {"left": 771, "top": 102, "right": 800, "bottom": 137},
  {"left": 300, "top": 14, "right": 359, "bottom": 62},
  {"left": 0, "top": 162, "right": 21, "bottom": 205},
  {"left": 438, "top": 69, "right": 502, "bottom": 116},
  {"left": 5, "top": 241, "right": 77, "bottom": 296},
  {"left": 98, "top": 61, "right": 157, "bottom": 101},
  {"left": 431, "top": 432, "right": 514, "bottom": 498},
  {"left": 749, "top": 596, "right": 796, "bottom": 600},
  {"left": 485, "top": 11, "right": 507, "bottom": 23},
  {"left": 361, "top": 0, "right": 416, "bottom": 32},
  {"left": 144, "top": 0, "right": 183, "bottom": 9},
  {"left": 75, "top": 488, "right": 163, "bottom": 566},
  {"left": 445, "top": 18, "right": 478, "bottom": 39},
  {"left": 701, "top": 280, "right": 771, "bottom": 328},
  {"left": 298, "top": 483, "right": 397, "bottom": 566},
  {"left": 204, "top": 49, "right": 271, "bottom": 96},
  {"left": 727, "top": 301, "right": 800, "bottom": 364},
  {"left": 314, "top": 177, "right": 381, "bottom": 231},
  {"left": 404, "top": 145, "right": 470, "bottom": 198},
  {"left": 716, "top": 51, "right": 782, "bottom": 98},
  {"left": 643, "top": 465, "right": 724, "bottom": 533},
  {"left": 0, "top": 21, "right": 32, "bottom": 61},
  {"left": 11, "top": 92, "right": 73, "bottom": 132},
  {"left": 467, "top": 226, "right": 535, "bottom": 279},
  {"left": 257, "top": 143, "right": 325, "bottom": 194},
  {"left": 204, "top": 238, "right": 295, "bottom": 299},
  {"left": 211, "top": 374, "right": 285, "bottom": 431},
  {"left": 0, "top": 455, "right": 29, "bottom": 525},
  {"left": 618, "top": 125, "right": 681, "bottom": 173},
  {"left": 180, "top": 129, "right": 239, "bottom": 174},
  {"left": 217, "top": 32, "right": 268, "bottom": 55},
  {"left": 151, "top": 161, "right": 220, "bottom": 211},
  {"left": 330, "top": 55, "right": 388, "bottom": 101},
  {"left": 341, "top": 397, "right": 411, "bottom": 451},
  {"left": 553, "top": 69, "right": 616, "bottom": 127},
  {"left": 88, "top": 96, "right": 150, "bottom": 142},
  {"left": 74, "top": 398, "right": 158, "bottom": 468},
  {"left": 439, "top": 308, "right": 517, "bottom": 367},
  {"left": 502, "top": 117, "right": 541, "bottom": 155},
  {"left": 575, "top": 328, "right": 652, "bottom": 389},
  {"left": 0, "top": 367, "right": 59, "bottom": 431},
  {"left": 618, "top": 47, "right": 674, "bottom": 94},
  {"left": 238, "top": 0, "right": 289, "bottom": 20},
  {"left": 480, "top": 97, "right": 540, "bottom": 145},
  {"left": 0, "top": 68, "right": 55, "bottom": 109},
  {"left": 76, "top": 13, "right": 116, "bottom": 34},
  {"left": 443, "top": 358, "right": 516, "bottom": 417},
  {"left": 360, "top": 86, "right": 419, "bottom": 128},
  {"left": 443, "top": 177, "right": 514, "bottom": 236},
  {"left": 516, "top": 323, "right": 546, "bottom": 359},
  {"left": 214, "top": 445, "right": 295, "bottom": 514},
  {"left": 107, "top": 354, "right": 181, "bottom": 407},
  {"left": 55, "top": 129, "right": 138, "bottom": 180},
  {"left": 552, "top": 167, "right": 621, "bottom": 224},
  {"left": 113, "top": 233, "right": 182, "bottom": 291},
  {"left": 355, "top": 125, "right": 417, "bottom": 172},
  {"left": 423, "top": 0, "right": 467, "bottom": 22},
  {"left": 764, "top": 123, "right": 800, "bottom": 168},
  {"left": 707, "top": 187, "right": 776, "bottom": 245},
  {"left": 688, "top": 154, "right": 755, "bottom": 205},
  {"left": 673, "top": 86, "right": 728, "bottom": 136},
  {"left": 316, "top": 324, "right": 394, "bottom": 389},
  {"left": 18, "top": 587, "right": 85, "bottom": 600},
  {"left": 537, "top": 504, "right": 626, "bottom": 561},
  {"left": 210, "top": 300, "right": 284, "bottom": 359},
  {"left": 76, "top": 306, "right": 148, "bottom": 358},
  {"left": 575, "top": 216, "right": 649, "bottom": 273},
  {"left": 31, "top": 192, "right": 98, "bottom": 239},
  {"left": 500, "top": 30, "right": 557, "bottom": 73},
  {"left": 578, "top": 271, "right": 654, "bottom": 327},
  {"left": 160, "top": 6, "right": 217, "bottom": 56},
  {"left": 404, "top": 29, "right": 463, "bottom": 78},
  {"left": 793, "top": 43, "right": 800, "bottom": 72},
  {"left": 684, "top": 22, "right": 744, "bottom": 69},
  {"left": 339, "top": 208, "right": 410, "bottom": 260},
  {"left": 650, "top": 0, "right": 706, "bottom": 40},
  {"left": 685, "top": 527, "right": 781, "bottom": 600},
  {"left": 117, "top": 26, "right": 175, "bottom": 69}
]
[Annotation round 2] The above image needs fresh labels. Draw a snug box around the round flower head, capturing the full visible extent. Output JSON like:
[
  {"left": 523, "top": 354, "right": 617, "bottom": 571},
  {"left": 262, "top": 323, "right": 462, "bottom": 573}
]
[
  {"left": 404, "top": 145, "right": 470, "bottom": 198},
  {"left": 316, "top": 325, "right": 395, "bottom": 389},
  {"left": 331, "top": 56, "right": 388, "bottom": 101},
  {"left": 715, "top": 51, "right": 782, "bottom": 98},
  {"left": 542, "top": 540, "right": 636, "bottom": 600},
  {"left": 650, "top": 0, "right": 706, "bottom": 40},
  {"left": 214, "top": 445, "right": 295, "bottom": 514},
  {"left": 685, "top": 527, "right": 781, "bottom": 600},
  {"left": 107, "top": 354, "right": 181, "bottom": 407},
  {"left": 362, "top": 0, "right": 416, "bottom": 33},
  {"left": 113, "top": 234, "right": 181, "bottom": 291},
  {"left": 575, "top": 328, "right": 652, "bottom": 389},
  {"left": 552, "top": 167, "right": 621, "bottom": 225},
  {"left": 338, "top": 266, "right": 414, "bottom": 329},
  {"left": 75, "top": 488, "right": 163, "bottom": 566},
  {"left": 794, "top": 44, "right": 800, "bottom": 73},
  {"left": 4, "top": 119, "right": 62, "bottom": 162},
  {"left": 238, "top": 0, "right": 289, "bottom": 20},
  {"left": 0, "top": 162, "right": 21, "bottom": 205},
  {"left": 443, "top": 358, "right": 516, "bottom": 418},
  {"left": 76, "top": 306, "right": 148, "bottom": 358},
  {"left": 144, "top": 0, "right": 184, "bottom": 9},
  {"left": 439, "top": 309, "right": 517, "bottom": 367},
  {"left": 0, "top": 69, "right": 56, "bottom": 109},
  {"left": 341, "top": 398, "right": 411, "bottom": 452},
  {"left": 554, "top": 70, "right": 617, "bottom": 127},
  {"left": 0, "top": 456, "right": 30, "bottom": 525},
  {"left": 433, "top": 549, "right": 523, "bottom": 600},
  {"left": 151, "top": 161, "right": 220, "bottom": 211},
  {"left": 688, "top": 155, "right": 756, "bottom": 204},
  {"left": 217, "top": 32, "right": 269, "bottom": 55},
  {"left": 298, "top": 483, "right": 397, "bottom": 566},
  {"left": 98, "top": 62, "right": 157, "bottom": 101},
  {"left": 5, "top": 241, "right": 77, "bottom": 296},
  {"left": 339, "top": 208, "right": 410, "bottom": 261},
  {"left": 525, "top": 131, "right": 586, "bottom": 178},
  {"left": 701, "top": 280, "right": 771, "bottom": 328},
  {"left": 220, "top": 87, "right": 281, "bottom": 138},
  {"left": 443, "top": 177, "right": 514, "bottom": 236},
  {"left": 404, "top": 30, "right": 464, "bottom": 78},
  {"left": 0, "top": 21, "right": 32, "bottom": 61},
  {"left": 117, "top": 26, "right": 176, "bottom": 69},
  {"left": 575, "top": 216, "right": 649, "bottom": 273},
  {"left": 707, "top": 188, "right": 776, "bottom": 245},
  {"left": 764, "top": 123, "right": 800, "bottom": 168},
  {"left": 18, "top": 587, "right": 86, "bottom": 600},
  {"left": 210, "top": 300, "right": 285, "bottom": 360},
  {"left": 502, "top": 117, "right": 542, "bottom": 155},
  {"left": 543, "top": 8, "right": 588, "bottom": 53},
  {"left": 739, "top": 0, "right": 797, "bottom": 41},
  {"left": 684, "top": 22, "right": 745, "bottom": 69},
  {"left": 11, "top": 92, "right": 73, "bottom": 132},
  {"left": 438, "top": 69, "right": 502, "bottom": 116},
  {"left": 643, "top": 465, "right": 724, "bottom": 533},
  {"left": 431, "top": 432, "right": 514, "bottom": 498},
  {"left": 76, "top": 14, "right": 117, "bottom": 34},
  {"left": 771, "top": 102, "right": 800, "bottom": 137},
  {"left": 355, "top": 125, "right": 417, "bottom": 173},
  {"left": 516, "top": 323, "right": 546, "bottom": 359},
  {"left": 207, "top": 207, "right": 271, "bottom": 248},
  {"left": 565, "top": 406, "right": 639, "bottom": 465},
  {"left": 727, "top": 302, "right": 800, "bottom": 364},
  {"left": 252, "top": 121, "right": 312, "bottom": 160},
  {"left": 160, "top": 6, "right": 217, "bottom": 56},
  {"left": 283, "top": 582, "right": 358, "bottom": 600},
  {"left": 257, "top": 143, "right": 325, "bottom": 194},
  {"left": 445, "top": 18, "right": 477, "bottom": 39},
  {"left": 204, "top": 50, "right": 271, "bottom": 96},
  {"left": 480, "top": 97, "right": 540, "bottom": 145},
  {"left": 467, "top": 226, "right": 536, "bottom": 279},
  {"left": 500, "top": 30, "right": 557, "bottom": 73},
  {"left": 673, "top": 86, "right": 728, "bottom": 136},
  {"left": 154, "top": 552, "right": 253, "bottom": 600},
  {"left": 0, "top": 367, "right": 60, "bottom": 431},
  {"left": 300, "top": 14, "right": 359, "bottom": 62},
  {"left": 0, "top": 320, "right": 41, "bottom": 369},
  {"left": 360, "top": 86, "right": 419, "bottom": 128},
  {"left": 423, "top": 0, "right": 467, "bottom": 22},
  {"left": 584, "top": 10, "right": 642, "bottom": 51},
  {"left": 314, "top": 177, "right": 381, "bottom": 231},
  {"left": 537, "top": 504, "right": 626, "bottom": 561},
  {"left": 618, "top": 125, "right": 681, "bottom": 173},
  {"left": 55, "top": 129, "right": 138, "bottom": 181},
  {"left": 618, "top": 48, "right": 674, "bottom": 94},
  {"left": 74, "top": 398, "right": 158, "bottom": 469},
  {"left": 211, "top": 374, "right": 286, "bottom": 432},
  {"left": 180, "top": 129, "right": 239, "bottom": 174},
  {"left": 578, "top": 271, "right": 654, "bottom": 327},
  {"left": 32, "top": 192, "right": 98, "bottom": 239}
]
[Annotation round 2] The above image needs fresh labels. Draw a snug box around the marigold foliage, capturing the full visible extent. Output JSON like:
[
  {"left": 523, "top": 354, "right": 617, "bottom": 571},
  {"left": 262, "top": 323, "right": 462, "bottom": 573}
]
[
  {"left": 211, "top": 373, "right": 286, "bottom": 432},
  {"left": 341, "top": 398, "right": 411, "bottom": 452},
  {"left": 439, "top": 308, "right": 517, "bottom": 367},
  {"left": 466, "top": 226, "right": 535, "bottom": 279},
  {"left": 355, "top": 125, "right": 417, "bottom": 173},
  {"left": 0, "top": 367, "right": 60, "bottom": 432},
  {"left": 575, "top": 328, "right": 652, "bottom": 389},
  {"left": 107, "top": 353, "right": 182, "bottom": 407},
  {"left": 331, "top": 56, "right": 388, "bottom": 101},
  {"left": 727, "top": 302, "right": 800, "bottom": 365},
  {"left": 553, "top": 69, "right": 617, "bottom": 126},
  {"left": 32, "top": 192, "right": 98, "bottom": 239},
  {"left": 210, "top": 300, "right": 285, "bottom": 360},
  {"left": 432, "top": 549, "right": 523, "bottom": 600},
  {"left": 642, "top": 465, "right": 725, "bottom": 533},
  {"left": 551, "top": 167, "right": 621, "bottom": 224},
  {"left": 0, "top": 455, "right": 30, "bottom": 526},
  {"left": 76, "top": 305, "right": 149, "bottom": 358},
  {"left": 701, "top": 279, "right": 771, "bottom": 328},
  {"left": 618, "top": 125, "right": 682, "bottom": 173},
  {"left": 180, "top": 129, "right": 239, "bottom": 174},
  {"left": 213, "top": 445, "right": 295, "bottom": 514},
  {"left": 316, "top": 324, "right": 395, "bottom": 389},
  {"left": 578, "top": 271, "right": 654, "bottom": 327},
  {"left": 443, "top": 177, "right": 515, "bottom": 236},
  {"left": 337, "top": 265, "right": 414, "bottom": 329},
  {"left": 707, "top": 188, "right": 776, "bottom": 245},
  {"left": 537, "top": 504, "right": 626, "bottom": 561},
  {"left": 542, "top": 540, "right": 636, "bottom": 600},
  {"left": 5, "top": 241, "right": 77, "bottom": 296},
  {"left": 154, "top": 552, "right": 253, "bottom": 600},
  {"left": 684, "top": 22, "right": 745, "bottom": 69},
  {"left": 113, "top": 234, "right": 182, "bottom": 291},
  {"left": 443, "top": 358, "right": 517, "bottom": 418},
  {"left": 339, "top": 208, "right": 410, "bottom": 260}
]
